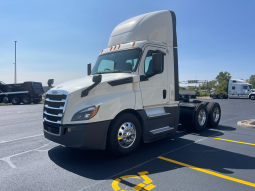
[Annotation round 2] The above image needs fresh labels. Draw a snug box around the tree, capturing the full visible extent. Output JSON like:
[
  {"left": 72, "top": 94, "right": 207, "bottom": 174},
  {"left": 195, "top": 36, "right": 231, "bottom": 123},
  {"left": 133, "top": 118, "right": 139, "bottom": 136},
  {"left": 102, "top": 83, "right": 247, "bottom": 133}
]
[
  {"left": 187, "top": 86, "right": 196, "bottom": 90},
  {"left": 208, "top": 80, "right": 217, "bottom": 89},
  {"left": 179, "top": 86, "right": 186, "bottom": 91},
  {"left": 215, "top": 80, "right": 228, "bottom": 94},
  {"left": 215, "top": 71, "right": 232, "bottom": 84},
  {"left": 249, "top": 75, "right": 255, "bottom": 87}
]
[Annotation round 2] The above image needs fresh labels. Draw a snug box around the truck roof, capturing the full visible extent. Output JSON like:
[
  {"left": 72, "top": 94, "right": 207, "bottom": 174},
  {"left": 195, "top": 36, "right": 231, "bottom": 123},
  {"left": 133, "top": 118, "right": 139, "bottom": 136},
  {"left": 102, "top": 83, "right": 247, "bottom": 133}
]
[{"left": 108, "top": 10, "right": 177, "bottom": 48}]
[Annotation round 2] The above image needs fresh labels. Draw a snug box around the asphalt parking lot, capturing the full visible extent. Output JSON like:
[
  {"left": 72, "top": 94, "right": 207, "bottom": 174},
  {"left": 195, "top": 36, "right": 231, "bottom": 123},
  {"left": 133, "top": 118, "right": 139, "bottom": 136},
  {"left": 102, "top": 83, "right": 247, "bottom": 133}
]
[{"left": 0, "top": 99, "right": 255, "bottom": 191}]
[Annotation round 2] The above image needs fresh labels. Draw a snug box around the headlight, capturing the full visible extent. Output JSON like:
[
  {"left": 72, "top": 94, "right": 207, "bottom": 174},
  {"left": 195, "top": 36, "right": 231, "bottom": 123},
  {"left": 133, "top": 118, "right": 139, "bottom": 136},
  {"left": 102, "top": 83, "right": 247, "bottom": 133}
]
[{"left": 71, "top": 105, "right": 100, "bottom": 121}]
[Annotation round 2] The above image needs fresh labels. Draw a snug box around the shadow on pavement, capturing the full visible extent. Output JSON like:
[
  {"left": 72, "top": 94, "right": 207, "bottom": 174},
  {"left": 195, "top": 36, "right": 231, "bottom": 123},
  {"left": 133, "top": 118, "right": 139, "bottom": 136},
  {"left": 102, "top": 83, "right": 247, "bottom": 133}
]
[{"left": 48, "top": 124, "right": 254, "bottom": 184}]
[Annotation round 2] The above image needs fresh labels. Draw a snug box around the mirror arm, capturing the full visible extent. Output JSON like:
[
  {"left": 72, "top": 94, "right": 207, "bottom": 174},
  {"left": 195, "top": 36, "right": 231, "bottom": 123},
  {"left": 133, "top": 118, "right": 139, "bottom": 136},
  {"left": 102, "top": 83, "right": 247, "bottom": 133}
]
[{"left": 140, "top": 73, "right": 157, "bottom": 82}]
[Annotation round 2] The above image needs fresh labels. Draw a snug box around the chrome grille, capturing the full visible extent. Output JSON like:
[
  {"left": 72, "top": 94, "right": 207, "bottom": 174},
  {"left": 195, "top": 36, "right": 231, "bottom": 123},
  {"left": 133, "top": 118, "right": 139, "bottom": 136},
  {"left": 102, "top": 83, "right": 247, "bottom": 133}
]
[{"left": 43, "top": 90, "right": 68, "bottom": 124}]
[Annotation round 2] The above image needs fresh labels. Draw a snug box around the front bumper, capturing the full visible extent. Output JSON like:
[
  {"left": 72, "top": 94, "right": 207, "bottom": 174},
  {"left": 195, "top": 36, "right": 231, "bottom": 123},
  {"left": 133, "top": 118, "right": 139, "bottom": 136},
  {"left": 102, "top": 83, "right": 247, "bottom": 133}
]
[{"left": 43, "top": 120, "right": 111, "bottom": 150}]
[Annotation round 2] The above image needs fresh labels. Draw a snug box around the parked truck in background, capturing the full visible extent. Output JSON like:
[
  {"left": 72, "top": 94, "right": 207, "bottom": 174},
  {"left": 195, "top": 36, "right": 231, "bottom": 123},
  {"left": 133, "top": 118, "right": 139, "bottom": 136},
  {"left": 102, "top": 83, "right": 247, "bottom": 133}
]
[
  {"left": 43, "top": 10, "right": 221, "bottom": 156},
  {"left": 211, "top": 79, "right": 255, "bottom": 100},
  {"left": 0, "top": 81, "right": 44, "bottom": 105}
]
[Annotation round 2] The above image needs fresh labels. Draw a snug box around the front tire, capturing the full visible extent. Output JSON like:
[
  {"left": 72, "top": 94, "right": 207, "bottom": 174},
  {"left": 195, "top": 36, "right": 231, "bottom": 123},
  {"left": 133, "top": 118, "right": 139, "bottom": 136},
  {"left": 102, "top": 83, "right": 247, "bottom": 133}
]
[
  {"left": 107, "top": 113, "right": 142, "bottom": 156},
  {"left": 2, "top": 96, "right": 9, "bottom": 103},
  {"left": 250, "top": 95, "right": 255, "bottom": 100}
]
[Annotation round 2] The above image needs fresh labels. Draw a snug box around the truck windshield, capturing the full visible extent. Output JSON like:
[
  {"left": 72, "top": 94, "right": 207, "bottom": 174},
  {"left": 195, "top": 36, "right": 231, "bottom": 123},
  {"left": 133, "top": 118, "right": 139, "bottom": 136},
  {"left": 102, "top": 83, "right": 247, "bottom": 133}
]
[
  {"left": 249, "top": 85, "right": 253, "bottom": 89},
  {"left": 91, "top": 49, "right": 141, "bottom": 75}
]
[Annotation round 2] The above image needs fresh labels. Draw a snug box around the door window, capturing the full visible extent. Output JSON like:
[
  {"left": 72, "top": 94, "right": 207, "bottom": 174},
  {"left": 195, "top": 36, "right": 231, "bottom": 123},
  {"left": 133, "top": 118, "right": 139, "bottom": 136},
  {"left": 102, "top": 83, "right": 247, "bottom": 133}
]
[
  {"left": 243, "top": 86, "right": 248, "bottom": 90},
  {"left": 232, "top": 86, "right": 235, "bottom": 90},
  {"left": 144, "top": 51, "right": 164, "bottom": 75}
]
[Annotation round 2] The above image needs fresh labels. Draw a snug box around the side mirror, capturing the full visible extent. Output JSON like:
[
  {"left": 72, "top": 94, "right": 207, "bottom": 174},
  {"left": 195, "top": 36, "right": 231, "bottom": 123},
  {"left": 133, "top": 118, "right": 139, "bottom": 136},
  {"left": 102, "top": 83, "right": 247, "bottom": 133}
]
[
  {"left": 47, "top": 79, "right": 54, "bottom": 88},
  {"left": 87, "top": 63, "right": 91, "bottom": 76},
  {"left": 92, "top": 74, "right": 102, "bottom": 83},
  {"left": 152, "top": 53, "right": 162, "bottom": 74}
]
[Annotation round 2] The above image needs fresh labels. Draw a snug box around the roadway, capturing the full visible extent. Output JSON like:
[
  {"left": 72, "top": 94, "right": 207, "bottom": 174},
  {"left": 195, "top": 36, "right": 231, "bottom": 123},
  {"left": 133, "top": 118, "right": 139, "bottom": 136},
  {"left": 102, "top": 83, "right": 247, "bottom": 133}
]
[{"left": 0, "top": 99, "right": 255, "bottom": 191}]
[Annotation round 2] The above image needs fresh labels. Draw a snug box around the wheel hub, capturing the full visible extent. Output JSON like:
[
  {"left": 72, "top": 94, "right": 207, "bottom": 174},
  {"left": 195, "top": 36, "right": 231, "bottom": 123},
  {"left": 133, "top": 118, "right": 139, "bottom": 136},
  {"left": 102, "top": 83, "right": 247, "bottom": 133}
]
[
  {"left": 118, "top": 122, "right": 136, "bottom": 148},
  {"left": 213, "top": 107, "right": 220, "bottom": 122},
  {"left": 198, "top": 109, "right": 206, "bottom": 126}
]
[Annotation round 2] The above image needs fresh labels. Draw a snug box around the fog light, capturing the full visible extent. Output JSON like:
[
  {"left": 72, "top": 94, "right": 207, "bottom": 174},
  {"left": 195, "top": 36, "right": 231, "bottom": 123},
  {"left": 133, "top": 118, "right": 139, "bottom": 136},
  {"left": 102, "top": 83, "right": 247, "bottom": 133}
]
[{"left": 68, "top": 128, "right": 71, "bottom": 132}]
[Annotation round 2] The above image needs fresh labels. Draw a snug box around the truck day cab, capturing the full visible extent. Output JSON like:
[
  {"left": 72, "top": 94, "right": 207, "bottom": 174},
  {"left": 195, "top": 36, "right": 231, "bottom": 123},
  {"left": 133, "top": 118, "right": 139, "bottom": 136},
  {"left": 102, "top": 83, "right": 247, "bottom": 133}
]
[
  {"left": 211, "top": 79, "right": 255, "bottom": 100},
  {"left": 43, "top": 10, "right": 221, "bottom": 156}
]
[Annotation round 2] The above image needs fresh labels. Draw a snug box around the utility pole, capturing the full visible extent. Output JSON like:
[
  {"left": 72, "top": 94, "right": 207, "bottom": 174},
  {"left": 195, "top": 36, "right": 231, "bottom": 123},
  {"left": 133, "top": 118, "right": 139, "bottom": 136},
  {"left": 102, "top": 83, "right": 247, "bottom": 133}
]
[{"left": 14, "top": 41, "right": 17, "bottom": 84}]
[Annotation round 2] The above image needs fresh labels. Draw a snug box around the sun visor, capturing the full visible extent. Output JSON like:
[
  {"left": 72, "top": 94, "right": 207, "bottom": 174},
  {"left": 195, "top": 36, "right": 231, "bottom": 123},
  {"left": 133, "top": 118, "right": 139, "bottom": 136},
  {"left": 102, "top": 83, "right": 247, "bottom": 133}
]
[{"left": 108, "top": 10, "right": 176, "bottom": 47}]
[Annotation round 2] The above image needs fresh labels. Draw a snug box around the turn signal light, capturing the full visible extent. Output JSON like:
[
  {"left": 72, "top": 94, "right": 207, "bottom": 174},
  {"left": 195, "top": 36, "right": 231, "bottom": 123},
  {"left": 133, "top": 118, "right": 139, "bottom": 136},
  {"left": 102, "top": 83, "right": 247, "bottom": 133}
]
[{"left": 90, "top": 105, "right": 100, "bottom": 119}]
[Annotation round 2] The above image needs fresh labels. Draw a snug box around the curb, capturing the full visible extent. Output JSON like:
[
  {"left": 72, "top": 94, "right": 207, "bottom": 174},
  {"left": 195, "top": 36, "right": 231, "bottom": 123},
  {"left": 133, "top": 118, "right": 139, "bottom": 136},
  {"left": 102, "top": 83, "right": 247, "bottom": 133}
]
[{"left": 237, "top": 119, "right": 255, "bottom": 129}]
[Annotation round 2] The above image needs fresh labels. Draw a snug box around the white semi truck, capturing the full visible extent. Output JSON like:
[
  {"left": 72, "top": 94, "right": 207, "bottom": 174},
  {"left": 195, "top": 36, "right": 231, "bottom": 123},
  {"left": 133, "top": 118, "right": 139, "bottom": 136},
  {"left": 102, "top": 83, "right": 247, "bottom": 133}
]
[
  {"left": 43, "top": 10, "right": 221, "bottom": 156},
  {"left": 211, "top": 79, "right": 255, "bottom": 100}
]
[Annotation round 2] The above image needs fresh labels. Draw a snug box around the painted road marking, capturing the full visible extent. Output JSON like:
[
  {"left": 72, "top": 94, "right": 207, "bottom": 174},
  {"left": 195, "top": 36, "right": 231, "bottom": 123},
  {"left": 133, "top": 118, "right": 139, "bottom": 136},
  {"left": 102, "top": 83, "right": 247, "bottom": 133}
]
[
  {"left": 0, "top": 134, "right": 44, "bottom": 144},
  {"left": 209, "top": 137, "right": 255, "bottom": 146},
  {"left": 158, "top": 156, "right": 255, "bottom": 188},
  {"left": 112, "top": 171, "right": 156, "bottom": 191}
]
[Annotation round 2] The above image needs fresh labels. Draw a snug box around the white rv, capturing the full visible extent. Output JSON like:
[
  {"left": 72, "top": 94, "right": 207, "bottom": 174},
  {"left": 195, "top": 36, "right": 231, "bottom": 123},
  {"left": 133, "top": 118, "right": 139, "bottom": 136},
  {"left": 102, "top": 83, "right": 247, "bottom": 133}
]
[
  {"left": 211, "top": 79, "right": 255, "bottom": 100},
  {"left": 43, "top": 10, "right": 221, "bottom": 156}
]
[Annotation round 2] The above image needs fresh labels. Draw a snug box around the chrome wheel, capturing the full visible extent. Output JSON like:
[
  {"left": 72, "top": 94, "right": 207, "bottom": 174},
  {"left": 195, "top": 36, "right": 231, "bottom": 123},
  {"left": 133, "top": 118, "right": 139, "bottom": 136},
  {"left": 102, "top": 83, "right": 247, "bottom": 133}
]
[
  {"left": 213, "top": 107, "right": 220, "bottom": 122},
  {"left": 198, "top": 109, "right": 206, "bottom": 126},
  {"left": 118, "top": 122, "right": 136, "bottom": 148}
]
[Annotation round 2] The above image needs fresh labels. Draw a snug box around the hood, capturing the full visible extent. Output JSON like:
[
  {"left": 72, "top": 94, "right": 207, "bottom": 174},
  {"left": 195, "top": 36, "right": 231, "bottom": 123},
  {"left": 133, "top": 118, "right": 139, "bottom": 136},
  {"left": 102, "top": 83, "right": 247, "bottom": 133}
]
[{"left": 51, "top": 73, "right": 136, "bottom": 94}]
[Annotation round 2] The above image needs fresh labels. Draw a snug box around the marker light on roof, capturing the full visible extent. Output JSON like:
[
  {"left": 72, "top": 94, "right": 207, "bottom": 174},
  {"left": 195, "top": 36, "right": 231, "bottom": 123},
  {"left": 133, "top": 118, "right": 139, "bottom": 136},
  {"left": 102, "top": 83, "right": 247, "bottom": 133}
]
[
  {"left": 110, "top": 47, "right": 112, "bottom": 51},
  {"left": 101, "top": 50, "right": 103, "bottom": 53},
  {"left": 132, "top": 42, "right": 135, "bottom": 46},
  {"left": 118, "top": 45, "right": 121, "bottom": 49},
  {"left": 114, "top": 46, "right": 116, "bottom": 50}
]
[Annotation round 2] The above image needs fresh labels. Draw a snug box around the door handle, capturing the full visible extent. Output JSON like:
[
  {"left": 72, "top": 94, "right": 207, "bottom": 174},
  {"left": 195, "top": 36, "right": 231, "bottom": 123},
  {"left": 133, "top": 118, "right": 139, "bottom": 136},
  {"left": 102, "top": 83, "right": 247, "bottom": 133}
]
[{"left": 163, "top": 90, "right": 166, "bottom": 99}]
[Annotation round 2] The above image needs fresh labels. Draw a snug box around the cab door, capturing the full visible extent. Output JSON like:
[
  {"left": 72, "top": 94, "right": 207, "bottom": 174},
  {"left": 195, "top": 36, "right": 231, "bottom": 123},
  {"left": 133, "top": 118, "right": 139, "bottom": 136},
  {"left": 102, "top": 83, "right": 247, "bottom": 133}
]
[
  {"left": 139, "top": 46, "right": 169, "bottom": 107},
  {"left": 242, "top": 85, "right": 249, "bottom": 98}
]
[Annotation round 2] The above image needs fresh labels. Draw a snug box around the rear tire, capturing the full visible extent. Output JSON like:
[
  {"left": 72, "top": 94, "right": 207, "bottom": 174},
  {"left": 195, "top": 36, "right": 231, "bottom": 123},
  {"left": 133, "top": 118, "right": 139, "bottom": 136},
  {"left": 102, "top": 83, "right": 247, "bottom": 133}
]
[
  {"left": 212, "top": 94, "right": 217, "bottom": 99},
  {"left": 22, "top": 95, "right": 31, "bottom": 104},
  {"left": 218, "top": 94, "right": 224, "bottom": 99},
  {"left": 107, "top": 113, "right": 142, "bottom": 156},
  {"left": 11, "top": 96, "right": 21, "bottom": 105},
  {"left": 207, "top": 102, "right": 221, "bottom": 128},
  {"left": 190, "top": 103, "right": 208, "bottom": 132}
]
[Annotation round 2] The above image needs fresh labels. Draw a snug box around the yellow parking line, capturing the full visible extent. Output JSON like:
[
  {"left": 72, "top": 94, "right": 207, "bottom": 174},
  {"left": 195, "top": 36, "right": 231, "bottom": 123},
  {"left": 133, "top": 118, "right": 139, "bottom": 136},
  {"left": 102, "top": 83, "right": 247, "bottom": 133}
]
[
  {"left": 158, "top": 156, "right": 255, "bottom": 188},
  {"left": 209, "top": 137, "right": 255, "bottom": 146}
]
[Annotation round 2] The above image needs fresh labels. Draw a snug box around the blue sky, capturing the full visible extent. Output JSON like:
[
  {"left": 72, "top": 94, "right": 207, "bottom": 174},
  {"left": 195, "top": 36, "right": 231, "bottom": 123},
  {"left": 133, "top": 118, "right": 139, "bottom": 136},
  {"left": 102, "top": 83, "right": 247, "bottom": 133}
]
[{"left": 0, "top": 0, "right": 254, "bottom": 86}]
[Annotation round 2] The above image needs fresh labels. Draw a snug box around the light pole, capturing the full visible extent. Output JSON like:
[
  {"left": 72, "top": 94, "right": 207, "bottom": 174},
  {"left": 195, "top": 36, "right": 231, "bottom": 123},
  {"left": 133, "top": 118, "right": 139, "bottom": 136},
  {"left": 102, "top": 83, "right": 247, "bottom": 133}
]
[{"left": 14, "top": 41, "right": 17, "bottom": 84}]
